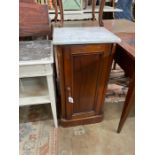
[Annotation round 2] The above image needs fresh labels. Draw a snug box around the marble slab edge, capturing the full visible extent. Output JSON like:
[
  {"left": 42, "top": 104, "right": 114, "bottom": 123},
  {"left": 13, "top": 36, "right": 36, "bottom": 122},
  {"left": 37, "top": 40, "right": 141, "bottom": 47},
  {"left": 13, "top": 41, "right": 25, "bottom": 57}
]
[{"left": 53, "top": 27, "right": 121, "bottom": 45}]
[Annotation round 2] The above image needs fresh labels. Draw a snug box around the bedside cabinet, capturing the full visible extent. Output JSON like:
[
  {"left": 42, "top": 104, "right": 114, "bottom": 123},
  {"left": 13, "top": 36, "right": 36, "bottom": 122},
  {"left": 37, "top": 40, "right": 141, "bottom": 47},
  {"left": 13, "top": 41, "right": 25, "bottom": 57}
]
[{"left": 53, "top": 27, "right": 121, "bottom": 127}]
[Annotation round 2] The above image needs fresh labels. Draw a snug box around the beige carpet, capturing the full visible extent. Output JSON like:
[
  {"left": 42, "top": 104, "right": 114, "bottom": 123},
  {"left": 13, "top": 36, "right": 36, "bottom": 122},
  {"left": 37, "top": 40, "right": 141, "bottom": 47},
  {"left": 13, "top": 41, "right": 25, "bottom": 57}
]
[{"left": 59, "top": 102, "right": 135, "bottom": 155}]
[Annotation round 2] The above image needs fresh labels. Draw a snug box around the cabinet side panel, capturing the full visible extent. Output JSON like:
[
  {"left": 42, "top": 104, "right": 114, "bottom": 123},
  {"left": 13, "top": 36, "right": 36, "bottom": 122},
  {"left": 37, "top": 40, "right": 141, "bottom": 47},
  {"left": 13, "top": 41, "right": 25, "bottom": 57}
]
[{"left": 54, "top": 46, "right": 66, "bottom": 118}]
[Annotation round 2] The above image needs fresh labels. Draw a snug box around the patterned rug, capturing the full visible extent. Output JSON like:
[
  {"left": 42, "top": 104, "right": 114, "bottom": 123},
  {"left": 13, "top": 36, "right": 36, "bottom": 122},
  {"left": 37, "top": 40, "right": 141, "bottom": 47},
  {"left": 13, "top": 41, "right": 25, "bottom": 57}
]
[
  {"left": 105, "top": 64, "right": 129, "bottom": 103},
  {"left": 19, "top": 104, "right": 58, "bottom": 155}
]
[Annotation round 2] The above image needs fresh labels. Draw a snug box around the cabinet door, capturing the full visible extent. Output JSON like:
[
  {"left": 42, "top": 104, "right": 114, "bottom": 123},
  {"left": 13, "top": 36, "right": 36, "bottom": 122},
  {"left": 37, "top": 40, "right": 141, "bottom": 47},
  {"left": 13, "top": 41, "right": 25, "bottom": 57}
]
[{"left": 63, "top": 44, "right": 113, "bottom": 119}]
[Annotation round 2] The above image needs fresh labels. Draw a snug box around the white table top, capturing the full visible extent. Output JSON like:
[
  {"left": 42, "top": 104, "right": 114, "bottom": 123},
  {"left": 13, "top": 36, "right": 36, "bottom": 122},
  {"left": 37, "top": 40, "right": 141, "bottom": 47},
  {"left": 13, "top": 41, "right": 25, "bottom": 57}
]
[
  {"left": 48, "top": 5, "right": 122, "bottom": 14},
  {"left": 49, "top": 6, "right": 122, "bottom": 21},
  {"left": 19, "top": 41, "right": 54, "bottom": 66},
  {"left": 83, "top": 6, "right": 122, "bottom": 13},
  {"left": 53, "top": 27, "right": 121, "bottom": 45}
]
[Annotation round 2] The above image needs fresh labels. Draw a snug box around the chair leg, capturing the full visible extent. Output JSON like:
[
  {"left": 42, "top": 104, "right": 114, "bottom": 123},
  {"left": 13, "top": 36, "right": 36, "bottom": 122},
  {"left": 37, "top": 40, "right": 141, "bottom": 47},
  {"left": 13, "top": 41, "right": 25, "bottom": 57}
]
[
  {"left": 98, "top": 0, "right": 106, "bottom": 26},
  {"left": 52, "top": 0, "right": 58, "bottom": 22},
  {"left": 58, "top": 0, "right": 64, "bottom": 26},
  {"left": 92, "top": 0, "right": 96, "bottom": 20},
  {"left": 83, "top": 0, "right": 88, "bottom": 9}
]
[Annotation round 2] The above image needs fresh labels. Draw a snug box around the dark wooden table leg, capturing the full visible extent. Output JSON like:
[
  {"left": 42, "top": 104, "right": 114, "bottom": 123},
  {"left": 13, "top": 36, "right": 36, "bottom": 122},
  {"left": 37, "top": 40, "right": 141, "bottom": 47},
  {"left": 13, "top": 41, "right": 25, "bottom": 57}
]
[{"left": 117, "top": 74, "right": 135, "bottom": 133}]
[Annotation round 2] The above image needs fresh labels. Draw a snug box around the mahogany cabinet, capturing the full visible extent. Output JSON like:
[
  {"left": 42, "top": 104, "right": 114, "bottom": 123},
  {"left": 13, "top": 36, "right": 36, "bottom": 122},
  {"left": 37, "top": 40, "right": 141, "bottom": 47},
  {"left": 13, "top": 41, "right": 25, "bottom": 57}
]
[{"left": 53, "top": 27, "right": 120, "bottom": 127}]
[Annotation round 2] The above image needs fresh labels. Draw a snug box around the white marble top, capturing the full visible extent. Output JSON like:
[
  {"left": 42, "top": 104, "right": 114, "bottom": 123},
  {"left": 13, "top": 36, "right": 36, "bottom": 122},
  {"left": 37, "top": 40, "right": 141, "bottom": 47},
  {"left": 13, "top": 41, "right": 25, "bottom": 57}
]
[
  {"left": 53, "top": 27, "right": 121, "bottom": 45},
  {"left": 19, "top": 41, "right": 54, "bottom": 66}
]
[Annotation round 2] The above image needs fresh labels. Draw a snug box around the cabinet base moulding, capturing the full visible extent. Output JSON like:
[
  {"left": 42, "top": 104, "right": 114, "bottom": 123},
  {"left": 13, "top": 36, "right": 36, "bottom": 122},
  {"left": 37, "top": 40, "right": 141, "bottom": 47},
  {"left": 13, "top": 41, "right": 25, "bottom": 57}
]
[{"left": 59, "top": 114, "right": 104, "bottom": 127}]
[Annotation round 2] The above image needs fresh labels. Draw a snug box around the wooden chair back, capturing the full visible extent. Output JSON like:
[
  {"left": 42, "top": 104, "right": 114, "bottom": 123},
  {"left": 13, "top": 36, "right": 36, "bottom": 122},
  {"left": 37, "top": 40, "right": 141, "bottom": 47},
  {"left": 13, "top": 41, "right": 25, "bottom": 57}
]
[
  {"left": 20, "top": 0, "right": 35, "bottom": 3},
  {"left": 19, "top": 2, "right": 51, "bottom": 38}
]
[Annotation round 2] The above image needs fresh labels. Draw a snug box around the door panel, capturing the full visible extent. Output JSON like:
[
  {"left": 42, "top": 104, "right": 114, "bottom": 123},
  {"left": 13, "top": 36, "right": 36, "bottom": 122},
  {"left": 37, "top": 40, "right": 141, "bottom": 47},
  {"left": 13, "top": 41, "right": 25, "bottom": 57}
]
[
  {"left": 63, "top": 44, "right": 112, "bottom": 119},
  {"left": 72, "top": 53, "right": 102, "bottom": 114}
]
